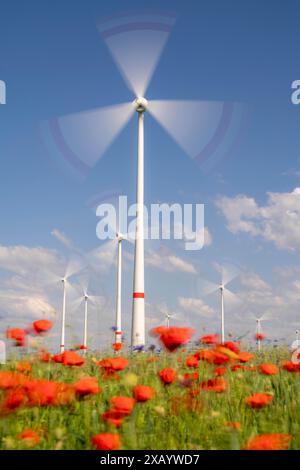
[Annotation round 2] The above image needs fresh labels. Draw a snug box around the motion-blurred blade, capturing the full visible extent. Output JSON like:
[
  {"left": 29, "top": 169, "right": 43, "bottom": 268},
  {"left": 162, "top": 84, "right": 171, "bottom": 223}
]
[
  {"left": 223, "top": 287, "right": 241, "bottom": 308},
  {"left": 221, "top": 263, "right": 240, "bottom": 286},
  {"left": 97, "top": 12, "right": 176, "bottom": 97},
  {"left": 213, "top": 261, "right": 240, "bottom": 287},
  {"left": 197, "top": 278, "right": 219, "bottom": 297},
  {"left": 46, "top": 102, "right": 133, "bottom": 171},
  {"left": 88, "top": 295, "right": 106, "bottom": 307},
  {"left": 148, "top": 100, "right": 232, "bottom": 158},
  {"left": 64, "top": 255, "right": 86, "bottom": 280},
  {"left": 70, "top": 296, "right": 84, "bottom": 312},
  {"left": 86, "top": 239, "right": 118, "bottom": 273}
]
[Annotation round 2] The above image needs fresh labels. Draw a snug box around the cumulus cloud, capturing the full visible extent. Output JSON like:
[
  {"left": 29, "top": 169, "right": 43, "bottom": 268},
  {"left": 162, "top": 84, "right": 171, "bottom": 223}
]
[
  {"left": 51, "top": 229, "right": 74, "bottom": 250},
  {"left": 216, "top": 188, "right": 300, "bottom": 251},
  {"left": 0, "top": 291, "right": 56, "bottom": 323},
  {"left": 0, "top": 245, "right": 62, "bottom": 276},
  {"left": 178, "top": 296, "right": 215, "bottom": 317},
  {"left": 145, "top": 248, "right": 197, "bottom": 274}
]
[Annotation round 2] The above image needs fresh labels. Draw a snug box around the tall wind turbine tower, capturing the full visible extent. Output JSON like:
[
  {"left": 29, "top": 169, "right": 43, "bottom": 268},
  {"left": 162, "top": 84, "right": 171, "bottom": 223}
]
[
  {"left": 44, "top": 11, "right": 243, "bottom": 349},
  {"left": 131, "top": 97, "right": 148, "bottom": 347}
]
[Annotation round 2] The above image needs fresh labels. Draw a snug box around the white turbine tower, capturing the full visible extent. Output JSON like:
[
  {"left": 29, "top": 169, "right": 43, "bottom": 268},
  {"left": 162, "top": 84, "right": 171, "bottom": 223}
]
[
  {"left": 72, "top": 282, "right": 104, "bottom": 354},
  {"left": 39, "top": 257, "right": 83, "bottom": 353},
  {"left": 197, "top": 263, "right": 240, "bottom": 344},
  {"left": 254, "top": 313, "right": 270, "bottom": 351},
  {"left": 44, "top": 12, "right": 243, "bottom": 348}
]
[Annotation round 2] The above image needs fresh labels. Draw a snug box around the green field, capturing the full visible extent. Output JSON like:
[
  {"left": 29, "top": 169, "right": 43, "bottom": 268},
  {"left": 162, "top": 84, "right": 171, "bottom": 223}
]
[{"left": 0, "top": 345, "right": 299, "bottom": 450}]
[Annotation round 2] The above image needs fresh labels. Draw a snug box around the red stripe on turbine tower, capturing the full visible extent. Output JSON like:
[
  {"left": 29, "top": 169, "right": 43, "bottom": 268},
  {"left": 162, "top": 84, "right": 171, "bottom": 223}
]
[{"left": 133, "top": 292, "right": 145, "bottom": 299}]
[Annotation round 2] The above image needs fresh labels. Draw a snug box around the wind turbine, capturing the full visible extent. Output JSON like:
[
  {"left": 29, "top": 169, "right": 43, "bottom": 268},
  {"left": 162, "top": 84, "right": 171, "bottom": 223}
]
[
  {"left": 249, "top": 311, "right": 273, "bottom": 351},
  {"left": 39, "top": 257, "right": 83, "bottom": 352},
  {"left": 72, "top": 282, "right": 105, "bottom": 354},
  {"left": 159, "top": 304, "right": 177, "bottom": 328},
  {"left": 197, "top": 263, "right": 240, "bottom": 344},
  {"left": 255, "top": 317, "right": 263, "bottom": 352},
  {"left": 43, "top": 11, "right": 243, "bottom": 348}
]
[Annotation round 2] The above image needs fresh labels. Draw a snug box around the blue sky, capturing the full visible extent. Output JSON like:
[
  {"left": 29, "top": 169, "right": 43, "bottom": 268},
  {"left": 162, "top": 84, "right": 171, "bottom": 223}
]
[{"left": 0, "top": 0, "right": 300, "bottom": 350}]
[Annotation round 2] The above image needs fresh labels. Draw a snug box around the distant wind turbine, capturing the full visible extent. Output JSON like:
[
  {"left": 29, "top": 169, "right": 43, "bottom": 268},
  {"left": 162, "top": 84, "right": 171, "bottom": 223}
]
[
  {"left": 40, "top": 257, "right": 83, "bottom": 352},
  {"left": 197, "top": 263, "right": 240, "bottom": 343}
]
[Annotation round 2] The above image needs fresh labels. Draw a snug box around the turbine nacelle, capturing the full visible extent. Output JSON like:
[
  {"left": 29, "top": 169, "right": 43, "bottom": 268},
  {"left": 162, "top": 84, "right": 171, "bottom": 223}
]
[{"left": 133, "top": 97, "right": 148, "bottom": 113}]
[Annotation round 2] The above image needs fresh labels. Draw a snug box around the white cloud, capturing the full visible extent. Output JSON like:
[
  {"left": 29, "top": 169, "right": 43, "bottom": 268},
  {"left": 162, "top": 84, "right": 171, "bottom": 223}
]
[
  {"left": 0, "top": 245, "right": 62, "bottom": 276},
  {"left": 0, "top": 291, "right": 56, "bottom": 323},
  {"left": 51, "top": 229, "right": 74, "bottom": 250},
  {"left": 145, "top": 248, "right": 197, "bottom": 274},
  {"left": 178, "top": 296, "right": 215, "bottom": 317},
  {"left": 216, "top": 188, "right": 300, "bottom": 250},
  {"left": 204, "top": 227, "right": 213, "bottom": 247}
]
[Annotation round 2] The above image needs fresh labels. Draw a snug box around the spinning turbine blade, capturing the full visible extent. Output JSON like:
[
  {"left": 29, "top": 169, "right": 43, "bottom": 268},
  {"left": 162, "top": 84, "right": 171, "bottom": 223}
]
[
  {"left": 223, "top": 287, "right": 241, "bottom": 308},
  {"left": 88, "top": 295, "right": 105, "bottom": 307},
  {"left": 86, "top": 240, "right": 118, "bottom": 273},
  {"left": 221, "top": 263, "right": 240, "bottom": 287},
  {"left": 46, "top": 102, "right": 133, "bottom": 172},
  {"left": 64, "top": 255, "right": 85, "bottom": 280},
  {"left": 97, "top": 12, "right": 176, "bottom": 97},
  {"left": 197, "top": 278, "right": 219, "bottom": 297},
  {"left": 148, "top": 100, "right": 235, "bottom": 159}
]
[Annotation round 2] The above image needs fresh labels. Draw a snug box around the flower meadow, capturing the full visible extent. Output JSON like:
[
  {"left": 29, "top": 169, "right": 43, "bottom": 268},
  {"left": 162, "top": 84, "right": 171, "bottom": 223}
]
[{"left": 0, "top": 323, "right": 299, "bottom": 451}]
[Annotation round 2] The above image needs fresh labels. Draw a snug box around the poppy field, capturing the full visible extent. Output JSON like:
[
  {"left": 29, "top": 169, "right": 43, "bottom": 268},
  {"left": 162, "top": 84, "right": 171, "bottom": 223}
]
[{"left": 0, "top": 324, "right": 299, "bottom": 451}]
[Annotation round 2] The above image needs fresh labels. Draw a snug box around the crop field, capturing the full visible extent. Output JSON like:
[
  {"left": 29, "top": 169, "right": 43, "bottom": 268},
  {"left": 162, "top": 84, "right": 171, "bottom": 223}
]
[{"left": 0, "top": 326, "right": 299, "bottom": 451}]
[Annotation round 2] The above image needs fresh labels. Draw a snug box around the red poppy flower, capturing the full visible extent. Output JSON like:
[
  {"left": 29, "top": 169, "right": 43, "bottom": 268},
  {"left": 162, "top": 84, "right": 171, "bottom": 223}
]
[
  {"left": 214, "top": 367, "right": 227, "bottom": 376},
  {"left": 18, "top": 429, "right": 40, "bottom": 446},
  {"left": 185, "top": 356, "right": 199, "bottom": 368},
  {"left": 53, "top": 383, "right": 75, "bottom": 406},
  {"left": 24, "top": 379, "right": 58, "bottom": 406},
  {"left": 52, "top": 353, "right": 64, "bottom": 363},
  {"left": 2, "top": 389, "right": 27, "bottom": 410},
  {"left": 158, "top": 368, "right": 176, "bottom": 385},
  {"left": 183, "top": 372, "right": 199, "bottom": 382},
  {"left": 99, "top": 357, "right": 129, "bottom": 374},
  {"left": 245, "top": 393, "right": 273, "bottom": 409},
  {"left": 0, "top": 371, "right": 26, "bottom": 390},
  {"left": 79, "top": 344, "right": 87, "bottom": 350},
  {"left": 74, "top": 377, "right": 101, "bottom": 397},
  {"left": 244, "top": 433, "right": 292, "bottom": 450},
  {"left": 91, "top": 433, "right": 121, "bottom": 450},
  {"left": 32, "top": 320, "right": 53, "bottom": 334},
  {"left": 6, "top": 328, "right": 26, "bottom": 347},
  {"left": 61, "top": 351, "right": 84, "bottom": 366},
  {"left": 200, "top": 377, "right": 227, "bottom": 393},
  {"left": 102, "top": 410, "right": 124, "bottom": 428},
  {"left": 112, "top": 343, "right": 123, "bottom": 351},
  {"left": 211, "top": 350, "right": 230, "bottom": 365},
  {"left": 194, "top": 349, "right": 214, "bottom": 362},
  {"left": 110, "top": 396, "right": 135, "bottom": 416},
  {"left": 282, "top": 361, "right": 300, "bottom": 372},
  {"left": 150, "top": 325, "right": 169, "bottom": 336},
  {"left": 238, "top": 352, "right": 254, "bottom": 363},
  {"left": 154, "top": 327, "right": 195, "bottom": 352},
  {"left": 199, "top": 334, "right": 219, "bottom": 345},
  {"left": 16, "top": 362, "right": 32, "bottom": 374},
  {"left": 39, "top": 351, "right": 51, "bottom": 363},
  {"left": 133, "top": 385, "right": 155, "bottom": 402},
  {"left": 255, "top": 333, "right": 266, "bottom": 341},
  {"left": 259, "top": 363, "right": 279, "bottom": 376},
  {"left": 222, "top": 341, "right": 240, "bottom": 354},
  {"left": 224, "top": 421, "right": 241, "bottom": 430}
]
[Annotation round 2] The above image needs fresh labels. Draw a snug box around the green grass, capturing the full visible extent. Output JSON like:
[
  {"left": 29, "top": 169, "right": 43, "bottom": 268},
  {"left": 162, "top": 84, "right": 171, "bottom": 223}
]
[{"left": 0, "top": 348, "right": 299, "bottom": 450}]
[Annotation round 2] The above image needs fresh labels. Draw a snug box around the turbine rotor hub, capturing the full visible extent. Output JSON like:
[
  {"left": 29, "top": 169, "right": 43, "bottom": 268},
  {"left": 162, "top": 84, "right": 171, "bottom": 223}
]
[{"left": 133, "top": 97, "right": 148, "bottom": 113}]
